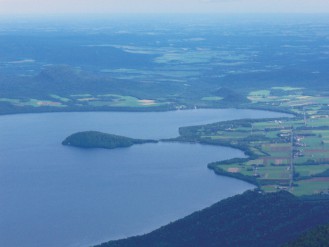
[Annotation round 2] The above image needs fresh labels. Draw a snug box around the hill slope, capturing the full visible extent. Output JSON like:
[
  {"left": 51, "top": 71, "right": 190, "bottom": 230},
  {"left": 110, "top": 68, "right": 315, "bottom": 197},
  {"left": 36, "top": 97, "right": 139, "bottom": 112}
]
[
  {"left": 96, "top": 190, "right": 329, "bottom": 247},
  {"left": 285, "top": 223, "right": 329, "bottom": 247}
]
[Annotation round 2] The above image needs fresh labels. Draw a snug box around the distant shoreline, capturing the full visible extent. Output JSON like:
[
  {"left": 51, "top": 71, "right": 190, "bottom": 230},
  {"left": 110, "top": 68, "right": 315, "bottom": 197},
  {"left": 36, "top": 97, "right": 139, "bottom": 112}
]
[{"left": 0, "top": 104, "right": 296, "bottom": 117}]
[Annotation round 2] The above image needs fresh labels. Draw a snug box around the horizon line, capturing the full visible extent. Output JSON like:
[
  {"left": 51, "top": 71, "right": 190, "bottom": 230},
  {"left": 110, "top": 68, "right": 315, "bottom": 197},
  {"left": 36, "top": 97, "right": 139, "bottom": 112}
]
[{"left": 1, "top": 12, "right": 329, "bottom": 18}]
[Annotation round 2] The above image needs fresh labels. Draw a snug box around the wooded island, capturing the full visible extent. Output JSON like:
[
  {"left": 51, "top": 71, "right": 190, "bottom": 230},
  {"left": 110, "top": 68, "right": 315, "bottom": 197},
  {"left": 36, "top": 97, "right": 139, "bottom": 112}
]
[{"left": 62, "top": 131, "right": 157, "bottom": 149}]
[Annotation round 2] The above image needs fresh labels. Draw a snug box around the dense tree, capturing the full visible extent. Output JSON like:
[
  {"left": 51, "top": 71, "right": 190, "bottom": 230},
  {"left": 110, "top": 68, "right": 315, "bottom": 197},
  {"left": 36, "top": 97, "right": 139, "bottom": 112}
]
[
  {"left": 284, "top": 224, "right": 329, "bottom": 247},
  {"left": 62, "top": 131, "right": 157, "bottom": 149},
  {"left": 96, "top": 191, "right": 329, "bottom": 247}
]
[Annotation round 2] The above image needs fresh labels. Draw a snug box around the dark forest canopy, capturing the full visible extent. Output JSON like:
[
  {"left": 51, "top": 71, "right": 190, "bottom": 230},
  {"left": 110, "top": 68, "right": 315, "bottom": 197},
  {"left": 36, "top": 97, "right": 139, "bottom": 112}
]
[
  {"left": 284, "top": 223, "right": 329, "bottom": 247},
  {"left": 96, "top": 190, "right": 329, "bottom": 247},
  {"left": 62, "top": 131, "right": 157, "bottom": 149}
]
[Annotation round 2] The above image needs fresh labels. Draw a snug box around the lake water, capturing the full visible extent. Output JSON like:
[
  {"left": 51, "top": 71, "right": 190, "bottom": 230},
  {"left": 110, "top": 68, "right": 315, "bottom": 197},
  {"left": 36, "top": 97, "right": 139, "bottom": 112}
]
[{"left": 0, "top": 109, "right": 289, "bottom": 247}]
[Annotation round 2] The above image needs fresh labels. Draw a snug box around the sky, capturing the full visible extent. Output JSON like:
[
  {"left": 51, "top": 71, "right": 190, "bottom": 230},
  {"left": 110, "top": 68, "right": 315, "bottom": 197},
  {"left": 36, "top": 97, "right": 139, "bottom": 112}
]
[{"left": 0, "top": 0, "right": 329, "bottom": 15}]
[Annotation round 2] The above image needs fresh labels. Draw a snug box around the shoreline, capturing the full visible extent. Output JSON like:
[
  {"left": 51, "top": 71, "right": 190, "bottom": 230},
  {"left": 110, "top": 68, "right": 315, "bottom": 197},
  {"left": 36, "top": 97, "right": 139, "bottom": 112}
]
[
  {"left": 1, "top": 107, "right": 292, "bottom": 189},
  {"left": 0, "top": 103, "right": 297, "bottom": 117},
  {"left": 1, "top": 107, "right": 291, "bottom": 247}
]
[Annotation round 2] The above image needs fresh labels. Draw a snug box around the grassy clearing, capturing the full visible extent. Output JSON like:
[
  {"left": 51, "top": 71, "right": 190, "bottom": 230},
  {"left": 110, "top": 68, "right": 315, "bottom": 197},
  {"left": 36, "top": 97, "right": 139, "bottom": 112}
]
[
  {"left": 50, "top": 94, "right": 71, "bottom": 102},
  {"left": 1, "top": 94, "right": 167, "bottom": 109},
  {"left": 0, "top": 98, "right": 20, "bottom": 104},
  {"left": 0, "top": 93, "right": 170, "bottom": 109},
  {"left": 249, "top": 90, "right": 271, "bottom": 97},
  {"left": 25, "top": 99, "right": 66, "bottom": 107},
  {"left": 201, "top": 96, "right": 223, "bottom": 101},
  {"left": 80, "top": 94, "right": 166, "bottom": 108},
  {"left": 271, "top": 86, "right": 304, "bottom": 91},
  {"left": 293, "top": 179, "right": 329, "bottom": 196},
  {"left": 70, "top": 94, "right": 92, "bottom": 97},
  {"left": 295, "top": 165, "right": 329, "bottom": 177},
  {"left": 0, "top": 97, "right": 66, "bottom": 107}
]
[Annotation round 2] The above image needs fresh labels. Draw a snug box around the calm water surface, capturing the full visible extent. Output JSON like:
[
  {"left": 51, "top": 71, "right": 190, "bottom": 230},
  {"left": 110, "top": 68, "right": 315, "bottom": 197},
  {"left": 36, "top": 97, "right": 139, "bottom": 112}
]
[{"left": 0, "top": 109, "right": 289, "bottom": 247}]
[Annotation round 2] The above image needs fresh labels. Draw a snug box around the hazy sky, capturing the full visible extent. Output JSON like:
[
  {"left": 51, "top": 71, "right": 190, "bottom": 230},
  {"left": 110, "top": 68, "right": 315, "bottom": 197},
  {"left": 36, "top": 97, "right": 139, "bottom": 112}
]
[{"left": 1, "top": 0, "right": 329, "bottom": 15}]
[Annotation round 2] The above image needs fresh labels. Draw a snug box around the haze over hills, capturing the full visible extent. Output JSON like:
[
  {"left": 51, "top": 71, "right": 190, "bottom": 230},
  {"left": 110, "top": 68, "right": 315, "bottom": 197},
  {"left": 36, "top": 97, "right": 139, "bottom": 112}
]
[
  {"left": 1, "top": 15, "right": 329, "bottom": 115},
  {"left": 1, "top": 14, "right": 329, "bottom": 247}
]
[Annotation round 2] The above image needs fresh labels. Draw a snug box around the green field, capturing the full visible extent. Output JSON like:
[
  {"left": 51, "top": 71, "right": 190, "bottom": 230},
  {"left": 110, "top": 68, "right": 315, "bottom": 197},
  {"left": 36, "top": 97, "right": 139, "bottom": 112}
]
[
  {"left": 0, "top": 98, "right": 66, "bottom": 107},
  {"left": 178, "top": 86, "right": 329, "bottom": 196},
  {"left": 0, "top": 94, "right": 169, "bottom": 109},
  {"left": 1, "top": 66, "right": 329, "bottom": 197}
]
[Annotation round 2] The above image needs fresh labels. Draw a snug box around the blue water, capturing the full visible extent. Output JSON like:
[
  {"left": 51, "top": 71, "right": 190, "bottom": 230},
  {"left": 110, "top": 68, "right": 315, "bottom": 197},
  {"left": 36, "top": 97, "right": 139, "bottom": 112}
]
[{"left": 0, "top": 109, "right": 289, "bottom": 247}]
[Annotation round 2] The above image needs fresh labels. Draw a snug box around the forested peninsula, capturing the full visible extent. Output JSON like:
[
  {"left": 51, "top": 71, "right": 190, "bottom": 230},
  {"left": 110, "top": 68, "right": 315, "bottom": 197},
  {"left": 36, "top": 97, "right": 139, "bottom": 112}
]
[{"left": 62, "top": 131, "right": 157, "bottom": 149}]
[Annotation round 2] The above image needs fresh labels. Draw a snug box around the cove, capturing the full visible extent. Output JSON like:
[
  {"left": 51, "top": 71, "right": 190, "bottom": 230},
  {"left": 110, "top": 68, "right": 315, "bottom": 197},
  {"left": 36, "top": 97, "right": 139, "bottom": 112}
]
[{"left": 0, "top": 109, "right": 289, "bottom": 247}]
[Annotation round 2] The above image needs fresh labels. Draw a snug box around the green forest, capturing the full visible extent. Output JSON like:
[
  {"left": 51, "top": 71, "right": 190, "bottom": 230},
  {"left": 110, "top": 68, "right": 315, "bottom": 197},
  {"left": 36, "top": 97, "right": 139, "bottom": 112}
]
[
  {"left": 285, "top": 223, "right": 329, "bottom": 247},
  {"left": 96, "top": 190, "right": 329, "bottom": 247},
  {"left": 62, "top": 131, "right": 157, "bottom": 149}
]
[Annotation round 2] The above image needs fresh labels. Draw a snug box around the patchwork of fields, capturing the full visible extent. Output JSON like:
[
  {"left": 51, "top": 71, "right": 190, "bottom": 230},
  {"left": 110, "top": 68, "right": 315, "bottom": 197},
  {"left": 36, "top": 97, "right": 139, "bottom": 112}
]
[
  {"left": 180, "top": 86, "right": 329, "bottom": 196},
  {"left": 0, "top": 94, "right": 168, "bottom": 109}
]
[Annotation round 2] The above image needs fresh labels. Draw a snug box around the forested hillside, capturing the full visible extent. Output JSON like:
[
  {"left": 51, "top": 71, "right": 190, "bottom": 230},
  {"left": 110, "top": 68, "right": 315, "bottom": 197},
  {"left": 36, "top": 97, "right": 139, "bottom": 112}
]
[
  {"left": 96, "top": 190, "right": 329, "bottom": 247},
  {"left": 284, "top": 224, "right": 329, "bottom": 247}
]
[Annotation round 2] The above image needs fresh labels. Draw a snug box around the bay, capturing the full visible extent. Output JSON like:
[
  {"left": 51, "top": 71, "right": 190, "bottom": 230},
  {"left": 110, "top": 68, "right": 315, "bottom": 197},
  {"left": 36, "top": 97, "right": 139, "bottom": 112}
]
[{"left": 0, "top": 109, "right": 289, "bottom": 247}]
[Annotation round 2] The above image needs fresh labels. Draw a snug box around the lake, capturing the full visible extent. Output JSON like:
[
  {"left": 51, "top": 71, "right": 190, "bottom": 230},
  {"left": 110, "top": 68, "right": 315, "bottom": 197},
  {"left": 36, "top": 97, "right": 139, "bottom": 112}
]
[{"left": 0, "top": 109, "right": 289, "bottom": 247}]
